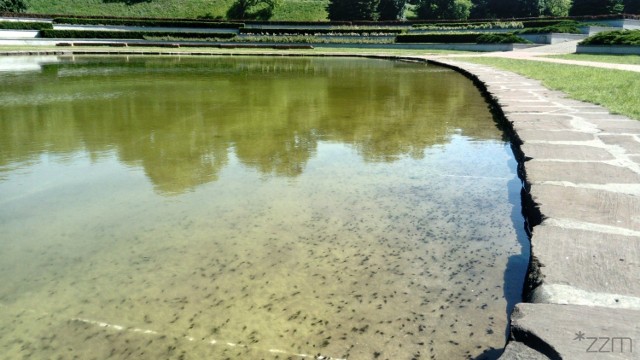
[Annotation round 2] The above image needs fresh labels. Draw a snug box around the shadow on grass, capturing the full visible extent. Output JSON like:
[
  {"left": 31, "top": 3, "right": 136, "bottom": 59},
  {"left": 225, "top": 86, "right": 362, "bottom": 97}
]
[{"left": 103, "top": 0, "right": 153, "bottom": 5}]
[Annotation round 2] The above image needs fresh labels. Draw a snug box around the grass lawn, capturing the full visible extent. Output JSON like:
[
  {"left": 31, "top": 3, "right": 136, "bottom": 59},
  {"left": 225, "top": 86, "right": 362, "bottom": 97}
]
[
  {"left": 24, "top": 0, "right": 329, "bottom": 21},
  {"left": 546, "top": 53, "right": 640, "bottom": 65},
  {"left": 458, "top": 57, "right": 640, "bottom": 120}
]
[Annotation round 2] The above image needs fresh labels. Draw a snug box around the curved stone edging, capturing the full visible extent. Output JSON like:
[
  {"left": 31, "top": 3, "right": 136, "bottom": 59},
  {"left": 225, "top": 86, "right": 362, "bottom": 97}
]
[{"left": 426, "top": 58, "right": 640, "bottom": 360}]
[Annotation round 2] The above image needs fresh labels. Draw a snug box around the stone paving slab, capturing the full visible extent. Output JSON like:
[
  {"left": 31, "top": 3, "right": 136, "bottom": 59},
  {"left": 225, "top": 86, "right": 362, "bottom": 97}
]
[
  {"left": 599, "top": 135, "right": 640, "bottom": 154},
  {"left": 506, "top": 303, "right": 640, "bottom": 360},
  {"left": 530, "top": 184, "right": 640, "bottom": 232},
  {"left": 530, "top": 224, "right": 640, "bottom": 298},
  {"left": 516, "top": 130, "right": 596, "bottom": 142},
  {"left": 521, "top": 143, "right": 614, "bottom": 161},
  {"left": 591, "top": 119, "right": 640, "bottom": 134},
  {"left": 500, "top": 341, "right": 550, "bottom": 360},
  {"left": 526, "top": 161, "right": 640, "bottom": 184},
  {"left": 508, "top": 115, "right": 578, "bottom": 132}
]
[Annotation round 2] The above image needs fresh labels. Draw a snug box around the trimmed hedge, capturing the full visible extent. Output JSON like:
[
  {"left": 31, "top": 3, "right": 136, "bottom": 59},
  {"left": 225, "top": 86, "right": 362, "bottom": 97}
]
[
  {"left": 40, "top": 29, "right": 237, "bottom": 40},
  {"left": 396, "top": 32, "right": 529, "bottom": 44},
  {"left": 580, "top": 30, "right": 640, "bottom": 46},
  {"left": 477, "top": 33, "right": 531, "bottom": 44},
  {"left": 518, "top": 21, "right": 582, "bottom": 34},
  {"left": 413, "top": 21, "right": 523, "bottom": 30},
  {"left": 239, "top": 28, "right": 404, "bottom": 36},
  {"left": 242, "top": 20, "right": 351, "bottom": 26},
  {"left": 0, "top": 21, "right": 53, "bottom": 30},
  {"left": 396, "top": 33, "right": 480, "bottom": 43},
  {"left": 53, "top": 17, "right": 244, "bottom": 29},
  {"left": 521, "top": 20, "right": 569, "bottom": 28}
]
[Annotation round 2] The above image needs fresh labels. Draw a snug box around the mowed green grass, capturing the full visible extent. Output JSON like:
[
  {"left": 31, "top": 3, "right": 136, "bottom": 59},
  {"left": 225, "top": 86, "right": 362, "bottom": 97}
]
[
  {"left": 25, "top": 0, "right": 329, "bottom": 21},
  {"left": 546, "top": 53, "right": 640, "bottom": 65},
  {"left": 459, "top": 57, "right": 640, "bottom": 120}
]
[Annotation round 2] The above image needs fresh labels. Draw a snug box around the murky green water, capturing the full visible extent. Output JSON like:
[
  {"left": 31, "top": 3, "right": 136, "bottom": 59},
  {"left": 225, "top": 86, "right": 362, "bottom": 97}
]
[{"left": 0, "top": 56, "right": 527, "bottom": 360}]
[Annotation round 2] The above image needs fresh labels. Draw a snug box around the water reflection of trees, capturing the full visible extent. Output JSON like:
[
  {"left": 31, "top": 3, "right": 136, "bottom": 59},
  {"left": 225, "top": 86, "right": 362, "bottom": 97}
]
[{"left": 0, "top": 57, "right": 502, "bottom": 195}]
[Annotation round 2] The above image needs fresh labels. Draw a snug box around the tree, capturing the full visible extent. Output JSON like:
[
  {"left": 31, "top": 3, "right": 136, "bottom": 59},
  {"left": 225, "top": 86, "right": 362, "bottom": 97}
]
[
  {"left": 416, "top": 0, "right": 472, "bottom": 19},
  {"left": 543, "top": 0, "right": 572, "bottom": 16},
  {"left": 327, "top": 0, "right": 381, "bottom": 20},
  {"left": 518, "top": 0, "right": 545, "bottom": 16},
  {"left": 470, "top": 0, "right": 492, "bottom": 18},
  {"left": 570, "top": 0, "right": 624, "bottom": 15},
  {"left": 487, "top": 0, "right": 519, "bottom": 18},
  {"left": 226, "top": 0, "right": 279, "bottom": 19},
  {"left": 0, "top": 0, "right": 27, "bottom": 13},
  {"left": 625, "top": 0, "right": 640, "bottom": 13},
  {"left": 378, "top": 0, "right": 407, "bottom": 20},
  {"left": 451, "top": 0, "right": 473, "bottom": 18}
]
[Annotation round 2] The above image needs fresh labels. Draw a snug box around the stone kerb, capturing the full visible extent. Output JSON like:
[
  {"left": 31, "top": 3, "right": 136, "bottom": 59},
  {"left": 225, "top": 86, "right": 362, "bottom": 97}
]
[{"left": 427, "top": 59, "right": 640, "bottom": 360}]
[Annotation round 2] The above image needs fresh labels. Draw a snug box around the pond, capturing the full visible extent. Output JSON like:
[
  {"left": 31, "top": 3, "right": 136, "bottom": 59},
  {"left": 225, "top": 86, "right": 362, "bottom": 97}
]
[{"left": 0, "top": 56, "right": 528, "bottom": 360}]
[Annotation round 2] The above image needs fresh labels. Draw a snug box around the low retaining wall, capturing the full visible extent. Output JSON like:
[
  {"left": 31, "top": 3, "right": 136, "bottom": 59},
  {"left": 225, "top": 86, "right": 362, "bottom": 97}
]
[
  {"left": 579, "top": 25, "right": 617, "bottom": 36},
  {"left": 0, "top": 29, "right": 39, "bottom": 39},
  {"left": 586, "top": 18, "right": 640, "bottom": 30},
  {"left": 519, "top": 32, "right": 587, "bottom": 44},
  {"left": 314, "top": 42, "right": 538, "bottom": 51},
  {"left": 577, "top": 44, "right": 640, "bottom": 55}
]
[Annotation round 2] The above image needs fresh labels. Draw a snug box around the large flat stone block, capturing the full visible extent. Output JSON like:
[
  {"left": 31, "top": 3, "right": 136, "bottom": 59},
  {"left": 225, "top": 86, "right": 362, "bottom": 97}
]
[
  {"left": 521, "top": 143, "right": 614, "bottom": 161},
  {"left": 500, "top": 341, "right": 550, "bottom": 360},
  {"left": 502, "top": 105, "right": 572, "bottom": 114},
  {"left": 599, "top": 135, "right": 640, "bottom": 155},
  {"left": 530, "top": 184, "right": 640, "bottom": 231},
  {"left": 531, "top": 224, "right": 640, "bottom": 297},
  {"left": 508, "top": 303, "right": 640, "bottom": 360},
  {"left": 517, "top": 130, "right": 595, "bottom": 142},
  {"left": 508, "top": 114, "right": 576, "bottom": 132},
  {"left": 591, "top": 119, "right": 640, "bottom": 134},
  {"left": 526, "top": 161, "right": 640, "bottom": 184}
]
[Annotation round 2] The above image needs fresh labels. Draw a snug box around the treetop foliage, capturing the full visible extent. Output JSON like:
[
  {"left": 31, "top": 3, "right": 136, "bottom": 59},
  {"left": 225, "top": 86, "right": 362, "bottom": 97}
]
[
  {"left": 327, "top": 0, "right": 637, "bottom": 20},
  {"left": 0, "top": 0, "right": 27, "bottom": 13}
]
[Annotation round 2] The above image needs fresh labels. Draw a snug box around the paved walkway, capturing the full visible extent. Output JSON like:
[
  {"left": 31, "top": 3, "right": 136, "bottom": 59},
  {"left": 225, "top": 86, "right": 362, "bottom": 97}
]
[
  {"left": 431, "top": 40, "right": 640, "bottom": 73},
  {"left": 420, "top": 46, "right": 640, "bottom": 359}
]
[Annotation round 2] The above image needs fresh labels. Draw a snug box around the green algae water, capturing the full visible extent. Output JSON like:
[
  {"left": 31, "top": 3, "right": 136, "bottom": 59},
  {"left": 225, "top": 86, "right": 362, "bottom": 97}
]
[{"left": 0, "top": 56, "right": 528, "bottom": 360}]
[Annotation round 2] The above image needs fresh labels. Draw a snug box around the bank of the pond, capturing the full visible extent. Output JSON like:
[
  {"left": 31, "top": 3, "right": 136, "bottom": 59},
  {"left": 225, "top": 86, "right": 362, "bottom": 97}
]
[
  {"left": 424, "top": 57, "right": 640, "bottom": 360},
  {"left": 1, "top": 49, "right": 638, "bottom": 359}
]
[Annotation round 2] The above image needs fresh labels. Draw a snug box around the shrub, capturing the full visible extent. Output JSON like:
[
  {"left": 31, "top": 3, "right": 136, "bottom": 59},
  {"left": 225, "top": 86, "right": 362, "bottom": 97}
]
[
  {"left": 226, "top": 0, "right": 280, "bottom": 20},
  {"left": 412, "top": 21, "right": 524, "bottom": 30},
  {"left": 40, "top": 29, "right": 237, "bottom": 40},
  {"left": 396, "top": 32, "right": 530, "bottom": 43},
  {"left": 0, "top": 21, "right": 52, "bottom": 30},
  {"left": 53, "top": 17, "right": 244, "bottom": 29},
  {"left": 0, "top": 0, "right": 27, "bottom": 13},
  {"left": 395, "top": 33, "right": 481, "bottom": 43},
  {"left": 239, "top": 27, "right": 403, "bottom": 35},
  {"left": 477, "top": 33, "right": 531, "bottom": 43},
  {"left": 327, "top": 0, "right": 380, "bottom": 21},
  {"left": 580, "top": 29, "right": 640, "bottom": 45},
  {"left": 522, "top": 19, "right": 571, "bottom": 28},
  {"left": 518, "top": 20, "right": 582, "bottom": 34}
]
